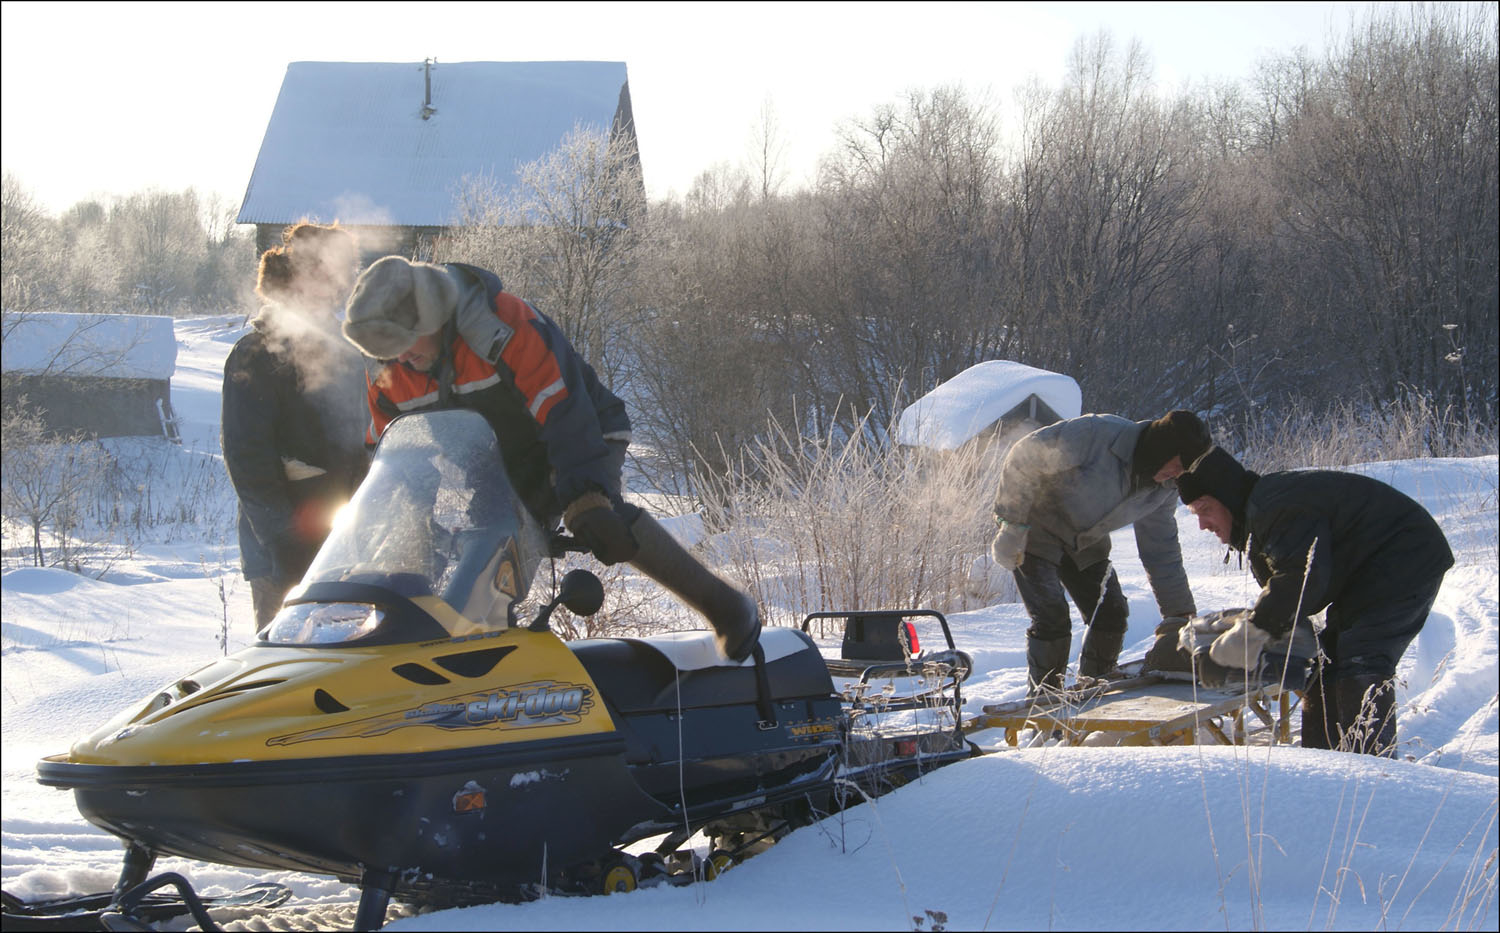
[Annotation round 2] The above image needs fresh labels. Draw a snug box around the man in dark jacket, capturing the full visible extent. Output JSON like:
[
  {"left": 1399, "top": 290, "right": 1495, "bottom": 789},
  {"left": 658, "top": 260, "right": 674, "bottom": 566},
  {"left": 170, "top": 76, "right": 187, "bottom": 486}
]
[
  {"left": 1176, "top": 447, "right": 1454, "bottom": 756},
  {"left": 990, "top": 410, "right": 1212, "bottom": 693},
  {"left": 223, "top": 223, "right": 371, "bottom": 632},
  {"left": 341, "top": 256, "right": 760, "bottom": 662}
]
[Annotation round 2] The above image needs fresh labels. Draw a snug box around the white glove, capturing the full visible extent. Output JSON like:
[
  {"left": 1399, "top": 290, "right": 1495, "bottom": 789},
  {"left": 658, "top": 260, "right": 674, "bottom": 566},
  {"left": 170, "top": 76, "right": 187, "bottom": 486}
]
[
  {"left": 1209, "top": 614, "right": 1275, "bottom": 671},
  {"left": 990, "top": 520, "right": 1029, "bottom": 570}
]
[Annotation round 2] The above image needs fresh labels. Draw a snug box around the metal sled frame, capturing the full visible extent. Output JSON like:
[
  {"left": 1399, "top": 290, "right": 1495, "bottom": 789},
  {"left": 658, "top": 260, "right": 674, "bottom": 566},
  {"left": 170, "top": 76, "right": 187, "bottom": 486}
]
[
  {"left": 969, "top": 673, "right": 1302, "bottom": 748},
  {"left": 802, "top": 610, "right": 978, "bottom": 791},
  {"left": 803, "top": 609, "right": 972, "bottom": 717}
]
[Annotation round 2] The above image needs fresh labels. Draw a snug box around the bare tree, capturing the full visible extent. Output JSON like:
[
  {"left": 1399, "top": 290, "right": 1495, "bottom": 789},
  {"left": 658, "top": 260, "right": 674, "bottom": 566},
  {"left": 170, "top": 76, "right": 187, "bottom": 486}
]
[
  {"left": 1, "top": 399, "right": 115, "bottom": 569},
  {"left": 1267, "top": 3, "right": 1499, "bottom": 418},
  {"left": 2, "top": 174, "right": 61, "bottom": 315},
  {"left": 438, "top": 124, "right": 647, "bottom": 385},
  {"left": 1010, "top": 33, "right": 1208, "bottom": 414},
  {"left": 814, "top": 85, "right": 1009, "bottom": 429},
  {"left": 107, "top": 188, "right": 208, "bottom": 315},
  {"left": 628, "top": 167, "right": 805, "bottom": 495},
  {"left": 54, "top": 201, "right": 120, "bottom": 315},
  {"left": 748, "top": 96, "right": 790, "bottom": 201}
]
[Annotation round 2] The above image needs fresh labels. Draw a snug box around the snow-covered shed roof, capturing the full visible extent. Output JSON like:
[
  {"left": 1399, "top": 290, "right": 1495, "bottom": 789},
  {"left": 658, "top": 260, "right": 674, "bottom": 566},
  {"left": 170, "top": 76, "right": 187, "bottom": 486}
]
[
  {"left": 1, "top": 312, "right": 177, "bottom": 380},
  {"left": 895, "top": 360, "right": 1082, "bottom": 451},
  {"left": 237, "top": 60, "right": 634, "bottom": 227}
]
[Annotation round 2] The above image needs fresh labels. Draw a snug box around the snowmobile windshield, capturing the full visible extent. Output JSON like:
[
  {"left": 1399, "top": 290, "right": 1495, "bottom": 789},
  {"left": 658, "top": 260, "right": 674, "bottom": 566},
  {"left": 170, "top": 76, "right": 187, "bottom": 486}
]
[{"left": 266, "top": 410, "right": 550, "bottom": 646}]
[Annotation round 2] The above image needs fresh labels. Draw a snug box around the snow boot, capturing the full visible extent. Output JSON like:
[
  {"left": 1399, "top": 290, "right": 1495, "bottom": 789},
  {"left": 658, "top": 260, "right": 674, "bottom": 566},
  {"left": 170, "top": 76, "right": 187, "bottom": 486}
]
[
  {"left": 1078, "top": 624, "right": 1126, "bottom": 679},
  {"left": 627, "top": 511, "right": 761, "bottom": 662},
  {"left": 1300, "top": 660, "right": 1339, "bottom": 749},
  {"left": 1026, "top": 634, "right": 1071, "bottom": 697},
  {"left": 1334, "top": 674, "right": 1398, "bottom": 757}
]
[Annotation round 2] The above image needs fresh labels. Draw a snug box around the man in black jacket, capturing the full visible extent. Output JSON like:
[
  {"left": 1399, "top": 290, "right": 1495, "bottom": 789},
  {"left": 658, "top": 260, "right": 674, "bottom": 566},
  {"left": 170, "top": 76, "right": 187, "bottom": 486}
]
[
  {"left": 222, "top": 224, "right": 371, "bottom": 632},
  {"left": 1176, "top": 448, "right": 1454, "bottom": 756}
]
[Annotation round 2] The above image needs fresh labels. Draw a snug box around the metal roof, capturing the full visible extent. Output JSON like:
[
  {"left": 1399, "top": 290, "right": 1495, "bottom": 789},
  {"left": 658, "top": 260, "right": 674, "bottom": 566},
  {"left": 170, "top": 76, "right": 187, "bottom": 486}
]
[{"left": 237, "top": 60, "right": 632, "bottom": 227}]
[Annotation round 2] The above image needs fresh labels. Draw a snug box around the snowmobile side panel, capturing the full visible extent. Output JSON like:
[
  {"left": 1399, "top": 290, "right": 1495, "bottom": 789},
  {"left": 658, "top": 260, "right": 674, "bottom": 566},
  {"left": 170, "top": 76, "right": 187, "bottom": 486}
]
[
  {"left": 40, "top": 731, "right": 663, "bottom": 892},
  {"left": 613, "top": 695, "right": 845, "bottom": 814}
]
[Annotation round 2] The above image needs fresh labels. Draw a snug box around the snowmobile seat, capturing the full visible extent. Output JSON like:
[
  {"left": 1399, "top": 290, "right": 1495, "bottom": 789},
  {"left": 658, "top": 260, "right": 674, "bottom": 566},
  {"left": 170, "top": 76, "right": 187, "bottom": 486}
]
[
  {"left": 839, "top": 611, "right": 920, "bottom": 662},
  {"left": 572, "top": 628, "right": 835, "bottom": 714}
]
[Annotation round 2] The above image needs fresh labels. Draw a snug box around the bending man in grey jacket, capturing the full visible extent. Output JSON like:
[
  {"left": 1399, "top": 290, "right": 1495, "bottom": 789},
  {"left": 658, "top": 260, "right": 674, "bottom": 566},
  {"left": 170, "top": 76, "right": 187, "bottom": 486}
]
[{"left": 990, "top": 411, "right": 1211, "bottom": 693}]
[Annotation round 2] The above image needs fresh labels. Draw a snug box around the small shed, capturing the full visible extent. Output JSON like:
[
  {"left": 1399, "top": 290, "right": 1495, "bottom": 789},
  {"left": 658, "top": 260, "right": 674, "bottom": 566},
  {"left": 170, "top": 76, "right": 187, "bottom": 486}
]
[
  {"left": 237, "top": 59, "right": 641, "bottom": 258},
  {"left": 1, "top": 312, "right": 179, "bottom": 440},
  {"left": 896, "top": 360, "right": 1082, "bottom": 458}
]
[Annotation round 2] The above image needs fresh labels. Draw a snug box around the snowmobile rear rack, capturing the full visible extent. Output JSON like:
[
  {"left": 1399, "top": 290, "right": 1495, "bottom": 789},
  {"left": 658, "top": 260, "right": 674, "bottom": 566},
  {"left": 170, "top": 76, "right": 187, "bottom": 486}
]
[
  {"left": 801, "top": 610, "right": 980, "bottom": 797},
  {"left": 807, "top": 610, "right": 972, "bottom": 719}
]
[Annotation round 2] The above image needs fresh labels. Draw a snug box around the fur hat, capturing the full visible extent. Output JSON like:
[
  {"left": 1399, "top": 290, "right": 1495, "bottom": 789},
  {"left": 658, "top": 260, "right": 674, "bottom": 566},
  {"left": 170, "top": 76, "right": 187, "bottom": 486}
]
[
  {"left": 342, "top": 256, "right": 459, "bottom": 359},
  {"left": 255, "top": 222, "right": 358, "bottom": 309},
  {"left": 1133, "top": 410, "right": 1212, "bottom": 478}
]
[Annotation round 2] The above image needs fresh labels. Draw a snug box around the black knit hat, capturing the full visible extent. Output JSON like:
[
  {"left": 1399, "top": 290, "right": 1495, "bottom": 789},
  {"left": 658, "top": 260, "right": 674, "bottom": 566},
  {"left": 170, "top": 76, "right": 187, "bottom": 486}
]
[
  {"left": 1133, "top": 410, "right": 1212, "bottom": 478},
  {"left": 1178, "top": 446, "right": 1257, "bottom": 550},
  {"left": 1178, "top": 445, "right": 1257, "bottom": 509}
]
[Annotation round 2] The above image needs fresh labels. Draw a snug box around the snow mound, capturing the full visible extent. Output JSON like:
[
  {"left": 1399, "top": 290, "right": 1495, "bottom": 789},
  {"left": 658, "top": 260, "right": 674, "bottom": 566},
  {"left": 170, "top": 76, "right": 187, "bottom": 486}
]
[
  {"left": 896, "top": 360, "right": 1082, "bottom": 451},
  {"left": 0, "top": 567, "right": 99, "bottom": 596}
]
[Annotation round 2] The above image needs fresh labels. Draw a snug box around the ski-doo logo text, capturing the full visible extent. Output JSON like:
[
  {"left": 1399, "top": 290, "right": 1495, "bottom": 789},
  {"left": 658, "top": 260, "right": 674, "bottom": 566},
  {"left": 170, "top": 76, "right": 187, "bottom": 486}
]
[
  {"left": 267, "top": 681, "right": 596, "bottom": 746},
  {"left": 465, "top": 684, "right": 589, "bottom": 725}
]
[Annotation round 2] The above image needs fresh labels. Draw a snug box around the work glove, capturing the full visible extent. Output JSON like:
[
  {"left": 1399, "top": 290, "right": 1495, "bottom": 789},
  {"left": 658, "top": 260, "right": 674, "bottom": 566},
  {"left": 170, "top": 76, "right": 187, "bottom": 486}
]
[
  {"left": 989, "top": 520, "right": 1029, "bottom": 570},
  {"left": 1177, "top": 610, "right": 1243, "bottom": 689},
  {"left": 1141, "top": 615, "right": 1195, "bottom": 675},
  {"left": 1209, "top": 613, "right": 1275, "bottom": 671},
  {"left": 564, "top": 492, "right": 639, "bottom": 566}
]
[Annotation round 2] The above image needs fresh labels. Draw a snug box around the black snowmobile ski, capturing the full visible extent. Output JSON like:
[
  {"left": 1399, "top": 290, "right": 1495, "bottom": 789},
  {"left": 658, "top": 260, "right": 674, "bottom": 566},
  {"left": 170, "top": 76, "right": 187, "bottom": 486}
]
[{"left": 0, "top": 876, "right": 291, "bottom": 931}]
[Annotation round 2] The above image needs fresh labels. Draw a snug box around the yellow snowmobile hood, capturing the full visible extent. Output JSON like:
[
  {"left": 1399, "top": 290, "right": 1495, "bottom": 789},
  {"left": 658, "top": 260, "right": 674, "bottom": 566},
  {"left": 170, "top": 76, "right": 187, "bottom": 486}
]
[{"left": 66, "top": 622, "right": 615, "bottom": 767}]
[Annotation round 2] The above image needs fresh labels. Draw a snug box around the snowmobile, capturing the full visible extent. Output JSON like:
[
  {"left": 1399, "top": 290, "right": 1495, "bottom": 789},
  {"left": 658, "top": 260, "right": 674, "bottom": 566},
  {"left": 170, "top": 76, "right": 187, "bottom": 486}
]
[{"left": 22, "top": 410, "right": 978, "bottom": 931}]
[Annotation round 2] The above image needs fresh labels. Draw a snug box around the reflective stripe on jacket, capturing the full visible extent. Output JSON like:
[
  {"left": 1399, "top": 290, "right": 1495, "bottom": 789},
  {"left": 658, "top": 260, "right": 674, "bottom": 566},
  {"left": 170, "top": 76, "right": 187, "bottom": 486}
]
[{"left": 365, "top": 264, "right": 630, "bottom": 525}]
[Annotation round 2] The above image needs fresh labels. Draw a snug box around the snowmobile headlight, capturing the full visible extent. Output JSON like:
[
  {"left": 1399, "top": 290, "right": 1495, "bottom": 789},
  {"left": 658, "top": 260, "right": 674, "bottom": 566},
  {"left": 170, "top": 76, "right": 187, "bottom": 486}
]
[{"left": 264, "top": 602, "right": 386, "bottom": 645}]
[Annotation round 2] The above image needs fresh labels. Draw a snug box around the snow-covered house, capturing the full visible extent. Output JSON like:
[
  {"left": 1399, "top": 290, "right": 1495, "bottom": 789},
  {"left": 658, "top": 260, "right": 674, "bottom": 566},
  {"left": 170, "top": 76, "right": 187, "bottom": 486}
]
[
  {"left": 237, "top": 59, "right": 641, "bottom": 257},
  {"left": 895, "top": 360, "right": 1082, "bottom": 460},
  {"left": 1, "top": 312, "right": 179, "bottom": 439}
]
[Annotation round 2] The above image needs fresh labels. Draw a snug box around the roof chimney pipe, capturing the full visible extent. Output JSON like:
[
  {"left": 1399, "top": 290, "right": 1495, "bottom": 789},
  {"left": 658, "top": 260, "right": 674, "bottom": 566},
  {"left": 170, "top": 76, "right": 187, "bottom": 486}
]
[{"left": 422, "top": 57, "right": 437, "bottom": 119}]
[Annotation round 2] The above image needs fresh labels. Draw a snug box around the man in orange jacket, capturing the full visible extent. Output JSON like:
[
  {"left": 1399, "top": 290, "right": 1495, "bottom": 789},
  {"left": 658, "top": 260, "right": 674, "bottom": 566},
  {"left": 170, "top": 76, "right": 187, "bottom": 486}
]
[{"left": 342, "top": 256, "right": 759, "bottom": 661}]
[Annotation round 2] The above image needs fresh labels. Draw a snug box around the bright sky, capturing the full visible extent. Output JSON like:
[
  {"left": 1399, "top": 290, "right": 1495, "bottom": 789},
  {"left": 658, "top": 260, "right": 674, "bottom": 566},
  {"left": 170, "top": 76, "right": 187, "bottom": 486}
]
[{"left": 2, "top": 1, "right": 1396, "bottom": 217}]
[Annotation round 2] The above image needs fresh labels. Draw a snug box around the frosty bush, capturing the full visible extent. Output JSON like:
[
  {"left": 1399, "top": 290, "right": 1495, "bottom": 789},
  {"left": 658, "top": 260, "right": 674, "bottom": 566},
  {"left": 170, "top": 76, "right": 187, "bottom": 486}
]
[
  {"left": 103, "top": 438, "right": 236, "bottom": 538},
  {"left": 1, "top": 397, "right": 118, "bottom": 570},
  {"left": 0, "top": 396, "right": 235, "bottom": 574},
  {"left": 1222, "top": 393, "right": 1498, "bottom": 473},
  {"left": 695, "top": 409, "right": 1014, "bottom": 629},
  {"left": 516, "top": 558, "right": 696, "bottom": 641}
]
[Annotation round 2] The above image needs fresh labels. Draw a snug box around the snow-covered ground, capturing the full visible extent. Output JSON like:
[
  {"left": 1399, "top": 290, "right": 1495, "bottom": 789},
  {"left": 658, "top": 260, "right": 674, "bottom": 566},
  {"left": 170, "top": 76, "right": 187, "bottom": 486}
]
[{"left": 2, "top": 318, "right": 1496, "bottom": 931}]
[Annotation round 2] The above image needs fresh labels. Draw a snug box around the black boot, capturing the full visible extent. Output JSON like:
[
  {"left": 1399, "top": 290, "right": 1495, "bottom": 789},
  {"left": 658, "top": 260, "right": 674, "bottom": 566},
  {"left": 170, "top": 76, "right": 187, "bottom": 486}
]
[
  {"left": 1026, "top": 634, "right": 1071, "bottom": 697},
  {"left": 1300, "top": 661, "right": 1338, "bottom": 750},
  {"left": 1334, "top": 674, "right": 1398, "bottom": 757},
  {"left": 628, "top": 512, "right": 760, "bottom": 661},
  {"left": 1078, "top": 624, "right": 1126, "bottom": 679}
]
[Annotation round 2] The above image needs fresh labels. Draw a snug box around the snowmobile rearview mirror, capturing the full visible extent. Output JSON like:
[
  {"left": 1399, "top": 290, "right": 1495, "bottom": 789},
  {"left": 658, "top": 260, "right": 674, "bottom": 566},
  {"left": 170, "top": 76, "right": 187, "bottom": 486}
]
[
  {"left": 528, "top": 569, "right": 605, "bottom": 632},
  {"left": 557, "top": 569, "right": 605, "bottom": 616}
]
